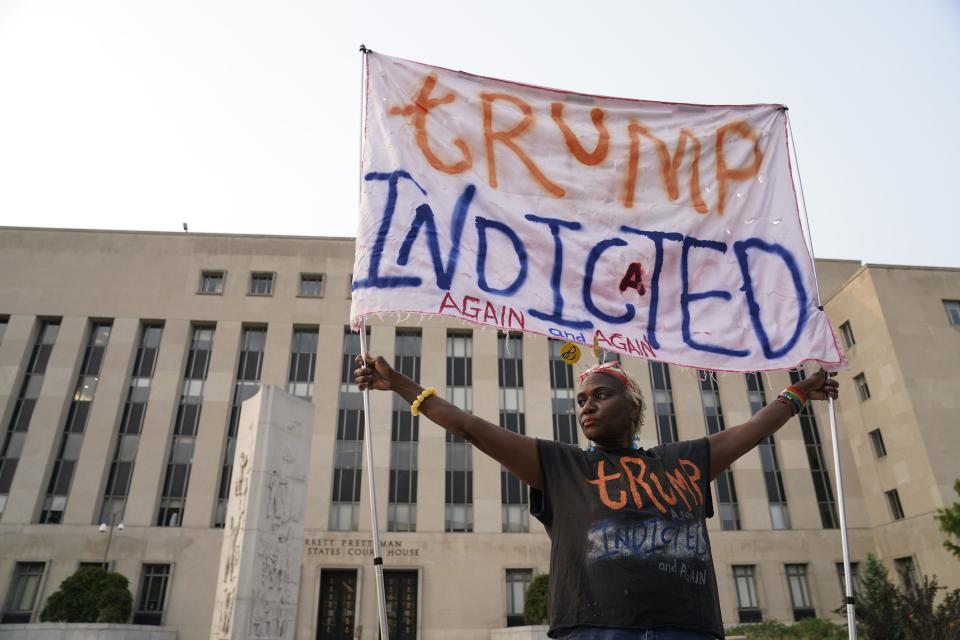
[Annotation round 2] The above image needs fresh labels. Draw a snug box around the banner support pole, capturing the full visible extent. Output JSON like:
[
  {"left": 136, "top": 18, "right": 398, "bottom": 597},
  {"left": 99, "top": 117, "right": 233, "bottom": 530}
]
[
  {"left": 787, "top": 112, "right": 857, "bottom": 640},
  {"left": 359, "top": 317, "right": 390, "bottom": 640},
  {"left": 356, "top": 44, "right": 391, "bottom": 640}
]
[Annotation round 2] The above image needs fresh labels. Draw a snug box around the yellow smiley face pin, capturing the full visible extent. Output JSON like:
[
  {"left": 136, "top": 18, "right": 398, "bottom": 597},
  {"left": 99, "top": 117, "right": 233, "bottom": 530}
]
[{"left": 559, "top": 341, "right": 581, "bottom": 365}]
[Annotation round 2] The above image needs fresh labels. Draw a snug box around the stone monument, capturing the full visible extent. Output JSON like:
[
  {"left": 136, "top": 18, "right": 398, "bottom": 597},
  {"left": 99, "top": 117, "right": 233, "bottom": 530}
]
[{"left": 210, "top": 386, "right": 313, "bottom": 640}]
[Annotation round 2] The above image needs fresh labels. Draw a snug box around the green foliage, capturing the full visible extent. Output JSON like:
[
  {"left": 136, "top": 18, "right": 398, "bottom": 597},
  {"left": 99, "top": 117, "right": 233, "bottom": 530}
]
[
  {"left": 39, "top": 567, "right": 132, "bottom": 623},
  {"left": 725, "top": 619, "right": 790, "bottom": 638},
  {"left": 855, "top": 553, "right": 960, "bottom": 640},
  {"left": 788, "top": 617, "right": 847, "bottom": 639},
  {"left": 936, "top": 479, "right": 960, "bottom": 560},
  {"left": 725, "top": 618, "right": 845, "bottom": 639},
  {"left": 857, "top": 554, "right": 904, "bottom": 640},
  {"left": 523, "top": 573, "right": 549, "bottom": 625}
]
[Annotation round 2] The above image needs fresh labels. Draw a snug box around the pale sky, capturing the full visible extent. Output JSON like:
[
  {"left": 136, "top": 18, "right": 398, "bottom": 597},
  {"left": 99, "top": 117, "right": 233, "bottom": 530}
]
[{"left": 1, "top": 0, "right": 957, "bottom": 268}]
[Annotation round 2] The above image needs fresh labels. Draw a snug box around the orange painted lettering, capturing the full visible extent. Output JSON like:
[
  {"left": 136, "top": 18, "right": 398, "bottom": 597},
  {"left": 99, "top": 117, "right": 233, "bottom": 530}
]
[
  {"left": 621, "top": 121, "right": 644, "bottom": 208},
  {"left": 588, "top": 460, "right": 627, "bottom": 510},
  {"left": 620, "top": 456, "right": 667, "bottom": 514},
  {"left": 679, "top": 458, "right": 704, "bottom": 505},
  {"left": 648, "top": 470, "right": 679, "bottom": 508},
  {"left": 628, "top": 122, "right": 707, "bottom": 214},
  {"left": 390, "top": 74, "right": 473, "bottom": 175},
  {"left": 715, "top": 120, "right": 763, "bottom": 214},
  {"left": 481, "top": 92, "right": 565, "bottom": 197},
  {"left": 550, "top": 103, "right": 609, "bottom": 166},
  {"left": 663, "top": 467, "right": 694, "bottom": 510}
]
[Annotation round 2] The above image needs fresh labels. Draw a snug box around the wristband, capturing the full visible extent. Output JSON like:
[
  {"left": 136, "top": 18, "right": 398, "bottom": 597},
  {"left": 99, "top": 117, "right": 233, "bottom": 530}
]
[
  {"left": 778, "top": 388, "right": 805, "bottom": 415},
  {"left": 411, "top": 387, "right": 437, "bottom": 416}
]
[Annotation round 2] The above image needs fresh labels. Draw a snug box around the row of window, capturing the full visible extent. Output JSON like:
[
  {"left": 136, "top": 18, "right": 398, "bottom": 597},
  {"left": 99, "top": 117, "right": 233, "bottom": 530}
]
[
  {"left": 730, "top": 556, "right": 918, "bottom": 624},
  {"left": 199, "top": 271, "right": 332, "bottom": 298},
  {"left": 0, "top": 318, "right": 854, "bottom": 532},
  {"left": 2, "top": 561, "right": 170, "bottom": 625},
  {"left": 0, "top": 560, "right": 522, "bottom": 634},
  {"left": 837, "top": 316, "right": 916, "bottom": 525},
  {"left": 8, "top": 557, "right": 918, "bottom": 630}
]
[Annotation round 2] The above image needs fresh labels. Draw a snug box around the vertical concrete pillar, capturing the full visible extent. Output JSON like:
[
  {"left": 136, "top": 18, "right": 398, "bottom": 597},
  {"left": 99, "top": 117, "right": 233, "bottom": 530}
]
[{"left": 210, "top": 386, "right": 313, "bottom": 640}]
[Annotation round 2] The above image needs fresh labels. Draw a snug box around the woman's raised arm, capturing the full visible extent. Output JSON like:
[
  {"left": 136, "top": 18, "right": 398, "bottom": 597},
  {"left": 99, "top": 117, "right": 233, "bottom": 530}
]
[
  {"left": 355, "top": 353, "right": 542, "bottom": 489},
  {"left": 707, "top": 369, "right": 838, "bottom": 480}
]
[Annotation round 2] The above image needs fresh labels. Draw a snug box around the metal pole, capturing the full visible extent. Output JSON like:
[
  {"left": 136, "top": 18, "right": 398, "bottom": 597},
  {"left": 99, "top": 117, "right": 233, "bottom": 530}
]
[
  {"left": 786, "top": 112, "right": 856, "bottom": 639},
  {"left": 102, "top": 513, "right": 115, "bottom": 568},
  {"left": 828, "top": 398, "right": 857, "bottom": 637},
  {"left": 358, "top": 318, "right": 390, "bottom": 640},
  {"left": 354, "top": 43, "right": 390, "bottom": 640}
]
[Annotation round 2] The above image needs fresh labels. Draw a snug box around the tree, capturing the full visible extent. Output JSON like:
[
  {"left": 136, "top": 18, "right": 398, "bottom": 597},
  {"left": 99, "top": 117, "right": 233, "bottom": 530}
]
[
  {"left": 523, "top": 573, "right": 549, "bottom": 625},
  {"left": 39, "top": 566, "right": 133, "bottom": 623},
  {"left": 857, "top": 554, "right": 905, "bottom": 640},
  {"left": 936, "top": 479, "right": 960, "bottom": 560},
  {"left": 855, "top": 553, "right": 960, "bottom": 640}
]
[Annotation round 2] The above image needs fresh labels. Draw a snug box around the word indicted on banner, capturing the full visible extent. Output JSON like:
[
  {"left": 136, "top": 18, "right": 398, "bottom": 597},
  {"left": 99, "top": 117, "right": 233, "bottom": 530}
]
[{"left": 351, "top": 52, "right": 846, "bottom": 373}]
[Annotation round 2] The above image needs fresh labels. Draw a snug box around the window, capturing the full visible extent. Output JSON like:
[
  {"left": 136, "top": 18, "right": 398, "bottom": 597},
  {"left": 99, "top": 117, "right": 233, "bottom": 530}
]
[
  {"left": 746, "top": 372, "right": 790, "bottom": 529},
  {"left": 839, "top": 321, "right": 855, "bottom": 349},
  {"left": 0, "top": 317, "right": 8, "bottom": 345},
  {"left": 886, "top": 489, "right": 905, "bottom": 521},
  {"left": 199, "top": 271, "right": 224, "bottom": 294},
  {"left": 1, "top": 320, "right": 59, "bottom": 515},
  {"left": 499, "top": 332, "right": 528, "bottom": 533},
  {"left": 287, "top": 327, "right": 318, "bottom": 399},
  {"left": 790, "top": 370, "right": 839, "bottom": 529},
  {"left": 445, "top": 332, "right": 473, "bottom": 532},
  {"left": 548, "top": 340, "right": 578, "bottom": 445},
  {"left": 248, "top": 272, "right": 274, "bottom": 296},
  {"left": 133, "top": 564, "right": 170, "bottom": 625},
  {"left": 41, "top": 321, "right": 112, "bottom": 523},
  {"left": 388, "top": 331, "right": 420, "bottom": 532},
  {"left": 505, "top": 569, "right": 532, "bottom": 627},
  {"left": 347, "top": 273, "right": 353, "bottom": 298},
  {"left": 101, "top": 323, "right": 162, "bottom": 525},
  {"left": 853, "top": 373, "right": 871, "bottom": 401},
  {"left": 1, "top": 562, "right": 45, "bottom": 623},
  {"left": 650, "top": 361, "right": 679, "bottom": 444},
  {"left": 944, "top": 300, "right": 960, "bottom": 326},
  {"left": 894, "top": 556, "right": 918, "bottom": 591},
  {"left": 298, "top": 273, "right": 325, "bottom": 298},
  {"left": 699, "top": 371, "right": 740, "bottom": 530},
  {"left": 785, "top": 564, "right": 814, "bottom": 620},
  {"left": 868, "top": 429, "right": 887, "bottom": 458},
  {"left": 732, "top": 565, "right": 761, "bottom": 623},
  {"left": 835, "top": 562, "right": 861, "bottom": 600},
  {"left": 214, "top": 326, "right": 265, "bottom": 527},
  {"left": 329, "top": 327, "right": 368, "bottom": 531},
  {"left": 157, "top": 325, "right": 214, "bottom": 527}
]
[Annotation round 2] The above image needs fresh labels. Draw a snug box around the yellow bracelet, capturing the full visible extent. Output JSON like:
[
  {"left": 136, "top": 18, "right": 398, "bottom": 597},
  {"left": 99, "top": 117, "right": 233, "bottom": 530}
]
[{"left": 411, "top": 387, "right": 437, "bottom": 416}]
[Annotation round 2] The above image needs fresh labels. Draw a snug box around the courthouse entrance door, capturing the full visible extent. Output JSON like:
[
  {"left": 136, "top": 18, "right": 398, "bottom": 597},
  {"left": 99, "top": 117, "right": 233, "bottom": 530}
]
[
  {"left": 383, "top": 570, "right": 418, "bottom": 640},
  {"left": 317, "top": 569, "right": 357, "bottom": 640}
]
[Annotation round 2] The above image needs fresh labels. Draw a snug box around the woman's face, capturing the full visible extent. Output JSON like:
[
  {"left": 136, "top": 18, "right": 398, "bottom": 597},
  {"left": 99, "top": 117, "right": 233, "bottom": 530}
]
[{"left": 576, "top": 372, "right": 637, "bottom": 449}]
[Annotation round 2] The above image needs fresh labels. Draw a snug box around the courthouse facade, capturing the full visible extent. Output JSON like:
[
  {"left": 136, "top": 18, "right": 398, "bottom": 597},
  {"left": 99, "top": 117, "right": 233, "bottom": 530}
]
[{"left": 0, "top": 227, "right": 957, "bottom": 639}]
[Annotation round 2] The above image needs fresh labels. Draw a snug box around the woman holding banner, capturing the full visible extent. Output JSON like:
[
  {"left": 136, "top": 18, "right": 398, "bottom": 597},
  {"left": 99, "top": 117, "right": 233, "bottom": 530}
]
[{"left": 355, "top": 353, "right": 837, "bottom": 640}]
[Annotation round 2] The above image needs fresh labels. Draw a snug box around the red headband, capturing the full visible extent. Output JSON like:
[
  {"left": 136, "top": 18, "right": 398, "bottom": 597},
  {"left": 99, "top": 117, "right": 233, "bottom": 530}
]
[{"left": 578, "top": 362, "right": 634, "bottom": 389}]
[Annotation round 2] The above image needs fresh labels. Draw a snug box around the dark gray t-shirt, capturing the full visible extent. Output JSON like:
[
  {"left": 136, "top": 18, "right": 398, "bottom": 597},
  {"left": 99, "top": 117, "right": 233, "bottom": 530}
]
[{"left": 531, "top": 438, "right": 723, "bottom": 639}]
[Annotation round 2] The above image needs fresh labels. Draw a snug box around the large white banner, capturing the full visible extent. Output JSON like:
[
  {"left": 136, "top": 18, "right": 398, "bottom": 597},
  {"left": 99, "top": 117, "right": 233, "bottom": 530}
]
[{"left": 351, "top": 53, "right": 846, "bottom": 372}]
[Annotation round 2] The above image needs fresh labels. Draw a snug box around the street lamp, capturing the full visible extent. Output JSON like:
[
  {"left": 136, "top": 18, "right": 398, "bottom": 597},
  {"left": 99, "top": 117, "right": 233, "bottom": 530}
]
[{"left": 98, "top": 514, "right": 124, "bottom": 569}]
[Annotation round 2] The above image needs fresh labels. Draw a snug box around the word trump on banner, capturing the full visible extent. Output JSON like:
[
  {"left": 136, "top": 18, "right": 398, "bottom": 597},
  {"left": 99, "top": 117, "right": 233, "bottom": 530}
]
[{"left": 350, "top": 53, "right": 845, "bottom": 373}]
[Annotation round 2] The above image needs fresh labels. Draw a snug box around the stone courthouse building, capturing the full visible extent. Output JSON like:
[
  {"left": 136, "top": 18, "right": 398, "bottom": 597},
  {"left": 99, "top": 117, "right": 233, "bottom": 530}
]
[{"left": 0, "top": 226, "right": 958, "bottom": 639}]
